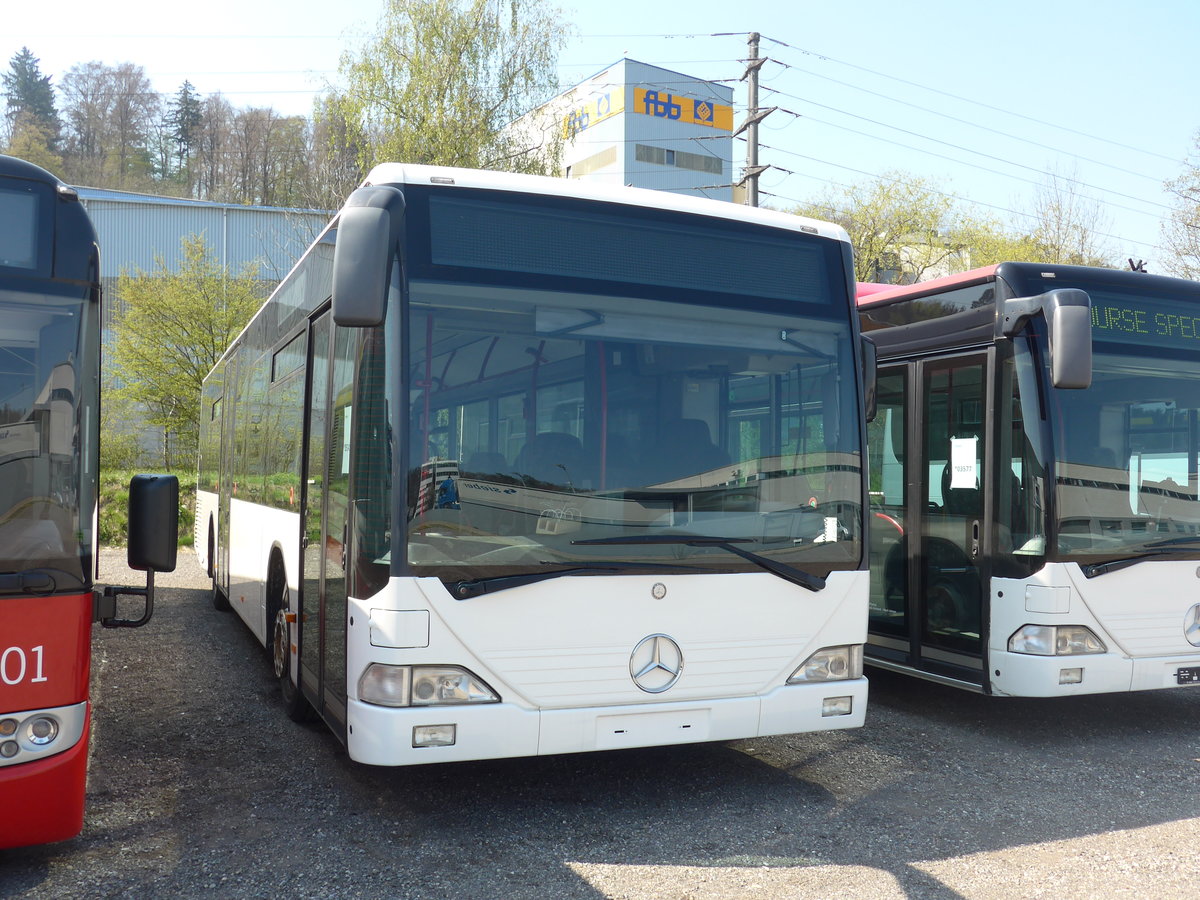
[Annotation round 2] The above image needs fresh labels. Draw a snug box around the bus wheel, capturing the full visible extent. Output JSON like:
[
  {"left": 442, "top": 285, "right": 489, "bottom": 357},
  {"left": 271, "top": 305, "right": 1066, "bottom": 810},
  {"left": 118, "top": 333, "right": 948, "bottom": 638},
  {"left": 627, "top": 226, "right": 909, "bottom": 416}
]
[{"left": 268, "top": 559, "right": 313, "bottom": 723}]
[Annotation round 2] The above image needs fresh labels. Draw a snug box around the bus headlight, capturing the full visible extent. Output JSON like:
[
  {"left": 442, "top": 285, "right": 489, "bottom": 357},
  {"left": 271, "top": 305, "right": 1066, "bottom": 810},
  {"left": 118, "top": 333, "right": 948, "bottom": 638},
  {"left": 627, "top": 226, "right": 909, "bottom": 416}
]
[
  {"left": 357, "top": 664, "right": 411, "bottom": 707},
  {"left": 410, "top": 666, "right": 499, "bottom": 706},
  {"left": 788, "top": 645, "right": 863, "bottom": 683},
  {"left": 358, "top": 664, "right": 499, "bottom": 707},
  {"left": 25, "top": 716, "right": 59, "bottom": 746},
  {"left": 1008, "top": 624, "right": 1106, "bottom": 656}
]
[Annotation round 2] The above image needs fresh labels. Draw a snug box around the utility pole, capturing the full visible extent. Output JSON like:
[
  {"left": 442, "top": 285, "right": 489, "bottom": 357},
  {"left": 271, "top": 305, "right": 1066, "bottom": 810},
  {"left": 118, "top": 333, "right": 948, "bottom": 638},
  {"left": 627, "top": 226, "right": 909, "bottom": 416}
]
[{"left": 736, "top": 32, "right": 774, "bottom": 207}]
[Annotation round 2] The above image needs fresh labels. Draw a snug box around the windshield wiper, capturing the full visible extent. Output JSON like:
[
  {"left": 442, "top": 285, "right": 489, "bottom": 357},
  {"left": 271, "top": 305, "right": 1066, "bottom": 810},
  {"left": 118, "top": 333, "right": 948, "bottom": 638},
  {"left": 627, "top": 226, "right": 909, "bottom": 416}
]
[
  {"left": 0, "top": 570, "right": 59, "bottom": 595},
  {"left": 572, "top": 535, "right": 827, "bottom": 593},
  {"left": 1146, "top": 535, "right": 1200, "bottom": 549},
  {"left": 451, "top": 560, "right": 713, "bottom": 599},
  {"left": 1081, "top": 551, "right": 1171, "bottom": 578},
  {"left": 1082, "top": 538, "right": 1200, "bottom": 578}
]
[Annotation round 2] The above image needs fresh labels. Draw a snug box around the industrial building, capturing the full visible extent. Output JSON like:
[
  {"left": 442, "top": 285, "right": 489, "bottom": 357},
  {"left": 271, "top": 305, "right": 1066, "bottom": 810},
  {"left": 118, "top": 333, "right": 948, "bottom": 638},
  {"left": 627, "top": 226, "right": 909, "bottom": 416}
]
[
  {"left": 76, "top": 187, "right": 328, "bottom": 332},
  {"left": 518, "top": 58, "right": 736, "bottom": 201}
]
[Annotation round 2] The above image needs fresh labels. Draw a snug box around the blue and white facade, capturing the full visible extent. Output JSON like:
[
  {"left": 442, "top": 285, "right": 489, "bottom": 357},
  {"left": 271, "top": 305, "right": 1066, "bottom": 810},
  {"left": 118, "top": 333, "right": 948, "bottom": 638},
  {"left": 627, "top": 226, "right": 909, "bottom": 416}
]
[{"left": 524, "top": 59, "right": 735, "bottom": 201}]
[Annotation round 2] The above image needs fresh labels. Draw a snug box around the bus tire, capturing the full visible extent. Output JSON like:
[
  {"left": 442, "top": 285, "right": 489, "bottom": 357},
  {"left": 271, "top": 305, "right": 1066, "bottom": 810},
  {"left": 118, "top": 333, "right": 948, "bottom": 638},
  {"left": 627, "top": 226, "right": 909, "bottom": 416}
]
[{"left": 268, "top": 555, "right": 314, "bottom": 722}]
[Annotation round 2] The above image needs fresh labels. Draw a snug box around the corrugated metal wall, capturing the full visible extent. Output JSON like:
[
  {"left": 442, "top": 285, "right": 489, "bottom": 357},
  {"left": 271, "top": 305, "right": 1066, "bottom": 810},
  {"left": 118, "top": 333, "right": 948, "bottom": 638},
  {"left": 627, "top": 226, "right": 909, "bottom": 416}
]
[{"left": 77, "top": 189, "right": 329, "bottom": 330}]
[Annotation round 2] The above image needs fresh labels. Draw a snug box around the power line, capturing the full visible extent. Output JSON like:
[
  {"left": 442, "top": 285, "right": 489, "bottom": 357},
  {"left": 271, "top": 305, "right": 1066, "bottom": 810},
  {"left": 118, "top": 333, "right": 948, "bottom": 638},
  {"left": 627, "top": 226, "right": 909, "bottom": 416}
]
[
  {"left": 757, "top": 140, "right": 1161, "bottom": 252},
  {"left": 765, "top": 100, "right": 1172, "bottom": 220},
  {"left": 762, "top": 52, "right": 1165, "bottom": 187},
  {"left": 758, "top": 33, "right": 1180, "bottom": 165}
]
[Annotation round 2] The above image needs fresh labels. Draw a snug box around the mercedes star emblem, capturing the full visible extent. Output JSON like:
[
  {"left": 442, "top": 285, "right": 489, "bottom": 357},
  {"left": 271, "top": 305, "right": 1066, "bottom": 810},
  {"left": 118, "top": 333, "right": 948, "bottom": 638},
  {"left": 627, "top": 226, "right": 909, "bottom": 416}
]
[
  {"left": 629, "top": 633, "right": 684, "bottom": 693},
  {"left": 1185, "top": 604, "right": 1200, "bottom": 648}
]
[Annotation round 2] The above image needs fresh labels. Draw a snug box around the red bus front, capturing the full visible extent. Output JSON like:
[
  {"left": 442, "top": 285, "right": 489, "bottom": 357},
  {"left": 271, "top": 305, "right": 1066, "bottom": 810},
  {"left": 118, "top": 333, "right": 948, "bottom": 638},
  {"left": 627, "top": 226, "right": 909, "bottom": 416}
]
[
  {"left": 1, "top": 593, "right": 94, "bottom": 846},
  {"left": 0, "top": 156, "right": 102, "bottom": 849}
]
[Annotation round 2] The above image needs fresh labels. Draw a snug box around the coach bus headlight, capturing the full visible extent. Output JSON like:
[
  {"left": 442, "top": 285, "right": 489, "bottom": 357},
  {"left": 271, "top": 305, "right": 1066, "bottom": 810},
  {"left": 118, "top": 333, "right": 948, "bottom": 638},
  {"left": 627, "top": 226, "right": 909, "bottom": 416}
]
[
  {"left": 358, "top": 664, "right": 412, "bottom": 707},
  {"left": 1008, "top": 624, "right": 1106, "bottom": 656},
  {"left": 787, "top": 645, "right": 864, "bottom": 683},
  {"left": 0, "top": 718, "right": 16, "bottom": 738},
  {"left": 358, "top": 664, "right": 500, "bottom": 707},
  {"left": 410, "top": 666, "right": 499, "bottom": 706},
  {"left": 25, "top": 716, "right": 59, "bottom": 747}
]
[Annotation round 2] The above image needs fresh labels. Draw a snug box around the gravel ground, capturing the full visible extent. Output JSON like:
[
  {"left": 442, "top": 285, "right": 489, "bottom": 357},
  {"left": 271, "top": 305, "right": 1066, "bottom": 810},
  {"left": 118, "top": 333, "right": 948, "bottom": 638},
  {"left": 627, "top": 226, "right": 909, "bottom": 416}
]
[{"left": 2, "top": 548, "right": 1199, "bottom": 898}]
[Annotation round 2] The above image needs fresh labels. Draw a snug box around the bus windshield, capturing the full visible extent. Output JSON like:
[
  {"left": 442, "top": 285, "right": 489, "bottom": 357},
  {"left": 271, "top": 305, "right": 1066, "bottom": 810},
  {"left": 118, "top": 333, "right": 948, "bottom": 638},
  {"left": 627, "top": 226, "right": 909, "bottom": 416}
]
[
  {"left": 0, "top": 286, "right": 92, "bottom": 588},
  {"left": 1050, "top": 283, "right": 1200, "bottom": 564},
  {"left": 402, "top": 197, "right": 862, "bottom": 585},
  {"left": 1054, "top": 348, "right": 1200, "bottom": 563}
]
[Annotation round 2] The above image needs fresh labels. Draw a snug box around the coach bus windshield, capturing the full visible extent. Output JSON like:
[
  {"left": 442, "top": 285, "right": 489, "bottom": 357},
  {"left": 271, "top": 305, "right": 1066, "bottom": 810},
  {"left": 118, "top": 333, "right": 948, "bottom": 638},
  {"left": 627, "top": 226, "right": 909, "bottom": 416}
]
[
  {"left": 401, "top": 191, "right": 862, "bottom": 585},
  {"left": 0, "top": 288, "right": 92, "bottom": 588},
  {"left": 1048, "top": 284, "right": 1200, "bottom": 566}
]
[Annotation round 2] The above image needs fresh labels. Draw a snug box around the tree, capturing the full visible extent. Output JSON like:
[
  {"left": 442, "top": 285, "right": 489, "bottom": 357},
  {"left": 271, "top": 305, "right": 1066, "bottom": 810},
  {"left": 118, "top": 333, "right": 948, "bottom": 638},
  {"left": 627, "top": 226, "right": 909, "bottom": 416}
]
[
  {"left": 110, "top": 235, "right": 266, "bottom": 470},
  {"left": 60, "top": 60, "right": 160, "bottom": 189},
  {"left": 1162, "top": 130, "right": 1200, "bottom": 279},
  {"left": 1, "top": 47, "right": 61, "bottom": 154},
  {"left": 5, "top": 112, "right": 64, "bottom": 173},
  {"left": 163, "top": 80, "right": 204, "bottom": 191},
  {"left": 794, "top": 171, "right": 1017, "bottom": 283},
  {"left": 333, "top": 0, "right": 570, "bottom": 175},
  {"left": 193, "top": 94, "right": 235, "bottom": 201},
  {"left": 1022, "top": 166, "right": 1115, "bottom": 267}
]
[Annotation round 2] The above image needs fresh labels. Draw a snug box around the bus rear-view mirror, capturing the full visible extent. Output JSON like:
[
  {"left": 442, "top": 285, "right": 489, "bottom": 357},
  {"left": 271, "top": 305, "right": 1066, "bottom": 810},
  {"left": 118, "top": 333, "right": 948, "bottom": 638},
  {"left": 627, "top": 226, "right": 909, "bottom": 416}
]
[
  {"left": 1000, "top": 287, "right": 1092, "bottom": 390},
  {"left": 332, "top": 185, "right": 404, "bottom": 328},
  {"left": 127, "top": 473, "right": 179, "bottom": 573}
]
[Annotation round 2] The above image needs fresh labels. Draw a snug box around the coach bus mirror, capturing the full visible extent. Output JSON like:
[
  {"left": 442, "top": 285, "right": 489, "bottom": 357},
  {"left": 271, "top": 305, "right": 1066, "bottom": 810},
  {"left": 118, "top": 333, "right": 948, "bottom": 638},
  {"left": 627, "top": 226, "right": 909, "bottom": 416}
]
[
  {"left": 1045, "top": 289, "right": 1092, "bottom": 390},
  {"left": 333, "top": 205, "right": 389, "bottom": 327},
  {"left": 1000, "top": 288, "right": 1091, "bottom": 390},
  {"left": 860, "top": 334, "right": 877, "bottom": 422},
  {"left": 127, "top": 474, "right": 179, "bottom": 574},
  {"left": 332, "top": 185, "right": 405, "bottom": 328}
]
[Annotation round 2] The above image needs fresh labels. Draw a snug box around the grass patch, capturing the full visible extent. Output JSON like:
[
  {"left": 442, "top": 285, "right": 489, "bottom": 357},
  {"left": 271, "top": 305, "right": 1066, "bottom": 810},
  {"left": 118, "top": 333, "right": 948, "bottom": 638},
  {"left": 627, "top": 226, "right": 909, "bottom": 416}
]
[{"left": 100, "top": 469, "right": 196, "bottom": 548}]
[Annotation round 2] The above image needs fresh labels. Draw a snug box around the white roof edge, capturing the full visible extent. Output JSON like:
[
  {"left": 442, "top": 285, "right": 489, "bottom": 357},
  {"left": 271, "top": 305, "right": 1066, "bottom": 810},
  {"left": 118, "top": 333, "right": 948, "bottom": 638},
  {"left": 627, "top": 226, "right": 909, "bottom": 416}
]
[{"left": 359, "top": 163, "right": 851, "bottom": 246}]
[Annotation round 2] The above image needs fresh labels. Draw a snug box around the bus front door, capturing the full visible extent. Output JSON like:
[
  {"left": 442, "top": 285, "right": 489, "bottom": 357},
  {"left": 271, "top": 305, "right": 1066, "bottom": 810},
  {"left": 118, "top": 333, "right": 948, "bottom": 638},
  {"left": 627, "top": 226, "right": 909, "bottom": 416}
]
[
  {"left": 299, "top": 312, "right": 330, "bottom": 712},
  {"left": 868, "top": 354, "right": 990, "bottom": 686},
  {"left": 299, "top": 309, "right": 353, "bottom": 728}
]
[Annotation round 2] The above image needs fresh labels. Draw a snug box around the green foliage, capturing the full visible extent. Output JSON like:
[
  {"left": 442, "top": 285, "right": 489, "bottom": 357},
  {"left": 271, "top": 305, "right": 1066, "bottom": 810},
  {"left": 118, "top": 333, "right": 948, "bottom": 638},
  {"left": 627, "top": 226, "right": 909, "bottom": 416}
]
[
  {"left": 794, "top": 172, "right": 991, "bottom": 283},
  {"left": 334, "top": 0, "right": 570, "bottom": 175},
  {"left": 2, "top": 47, "right": 61, "bottom": 148},
  {"left": 98, "top": 469, "right": 196, "bottom": 548},
  {"left": 110, "top": 234, "right": 266, "bottom": 470},
  {"left": 166, "top": 80, "right": 203, "bottom": 180},
  {"left": 1162, "top": 130, "right": 1200, "bottom": 279},
  {"left": 4, "top": 112, "right": 64, "bottom": 174},
  {"left": 794, "top": 169, "right": 1108, "bottom": 284}
]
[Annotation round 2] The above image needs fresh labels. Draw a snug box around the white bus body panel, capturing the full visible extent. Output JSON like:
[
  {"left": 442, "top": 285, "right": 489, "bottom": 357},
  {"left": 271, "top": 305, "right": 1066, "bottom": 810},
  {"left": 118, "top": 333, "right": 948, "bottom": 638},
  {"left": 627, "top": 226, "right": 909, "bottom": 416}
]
[
  {"left": 345, "top": 569, "right": 869, "bottom": 766},
  {"left": 226, "top": 498, "right": 301, "bottom": 645},
  {"left": 194, "top": 488, "right": 218, "bottom": 574},
  {"left": 990, "top": 562, "right": 1200, "bottom": 697}
]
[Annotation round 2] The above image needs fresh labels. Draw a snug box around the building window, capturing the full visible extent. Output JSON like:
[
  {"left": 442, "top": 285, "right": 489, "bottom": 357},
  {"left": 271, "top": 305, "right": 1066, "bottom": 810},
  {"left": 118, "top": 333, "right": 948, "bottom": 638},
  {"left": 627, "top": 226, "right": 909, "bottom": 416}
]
[
  {"left": 567, "top": 146, "right": 618, "bottom": 178},
  {"left": 635, "top": 144, "right": 722, "bottom": 175}
]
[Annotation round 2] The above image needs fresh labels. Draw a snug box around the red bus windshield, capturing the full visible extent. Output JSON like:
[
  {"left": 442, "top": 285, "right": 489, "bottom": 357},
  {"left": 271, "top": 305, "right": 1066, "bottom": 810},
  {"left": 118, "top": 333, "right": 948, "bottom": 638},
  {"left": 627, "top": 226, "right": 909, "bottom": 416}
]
[{"left": 0, "top": 286, "right": 94, "bottom": 591}]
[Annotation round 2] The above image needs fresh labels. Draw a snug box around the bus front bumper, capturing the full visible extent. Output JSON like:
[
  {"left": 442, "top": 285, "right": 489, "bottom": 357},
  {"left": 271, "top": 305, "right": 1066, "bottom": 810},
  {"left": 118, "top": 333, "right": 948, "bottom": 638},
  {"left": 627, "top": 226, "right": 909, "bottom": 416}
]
[
  {"left": 344, "top": 677, "right": 868, "bottom": 766},
  {"left": 990, "top": 650, "right": 1200, "bottom": 697}
]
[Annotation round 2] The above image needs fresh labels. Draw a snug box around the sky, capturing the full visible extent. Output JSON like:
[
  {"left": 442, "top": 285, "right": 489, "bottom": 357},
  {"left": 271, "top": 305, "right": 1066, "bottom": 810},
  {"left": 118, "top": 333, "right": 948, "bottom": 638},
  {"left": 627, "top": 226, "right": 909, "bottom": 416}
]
[{"left": 4, "top": 0, "right": 1198, "bottom": 269}]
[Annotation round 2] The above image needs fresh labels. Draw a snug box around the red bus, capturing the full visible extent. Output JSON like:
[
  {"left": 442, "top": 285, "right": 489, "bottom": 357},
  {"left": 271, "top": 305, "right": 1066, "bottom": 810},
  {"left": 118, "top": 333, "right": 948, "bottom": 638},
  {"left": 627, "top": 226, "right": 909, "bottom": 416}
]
[{"left": 0, "top": 155, "right": 178, "bottom": 849}]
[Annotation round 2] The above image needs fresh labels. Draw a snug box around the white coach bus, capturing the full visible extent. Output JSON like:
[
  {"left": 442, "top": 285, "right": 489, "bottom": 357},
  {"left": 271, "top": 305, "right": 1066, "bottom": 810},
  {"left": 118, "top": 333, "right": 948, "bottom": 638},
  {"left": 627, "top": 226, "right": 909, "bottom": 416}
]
[
  {"left": 195, "top": 164, "right": 873, "bottom": 766},
  {"left": 860, "top": 262, "right": 1200, "bottom": 696}
]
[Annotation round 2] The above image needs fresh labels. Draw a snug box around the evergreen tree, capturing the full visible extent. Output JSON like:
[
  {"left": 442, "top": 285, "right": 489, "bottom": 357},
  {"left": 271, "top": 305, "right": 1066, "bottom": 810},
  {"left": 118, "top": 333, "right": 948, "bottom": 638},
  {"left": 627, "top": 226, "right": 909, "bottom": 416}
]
[
  {"left": 2, "top": 47, "right": 61, "bottom": 150},
  {"left": 166, "top": 80, "right": 203, "bottom": 185}
]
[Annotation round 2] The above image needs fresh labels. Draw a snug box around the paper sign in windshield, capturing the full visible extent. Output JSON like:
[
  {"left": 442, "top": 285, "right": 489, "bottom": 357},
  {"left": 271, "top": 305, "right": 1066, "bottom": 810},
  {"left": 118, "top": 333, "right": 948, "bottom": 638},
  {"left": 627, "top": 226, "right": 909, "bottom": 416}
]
[{"left": 950, "top": 437, "right": 978, "bottom": 489}]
